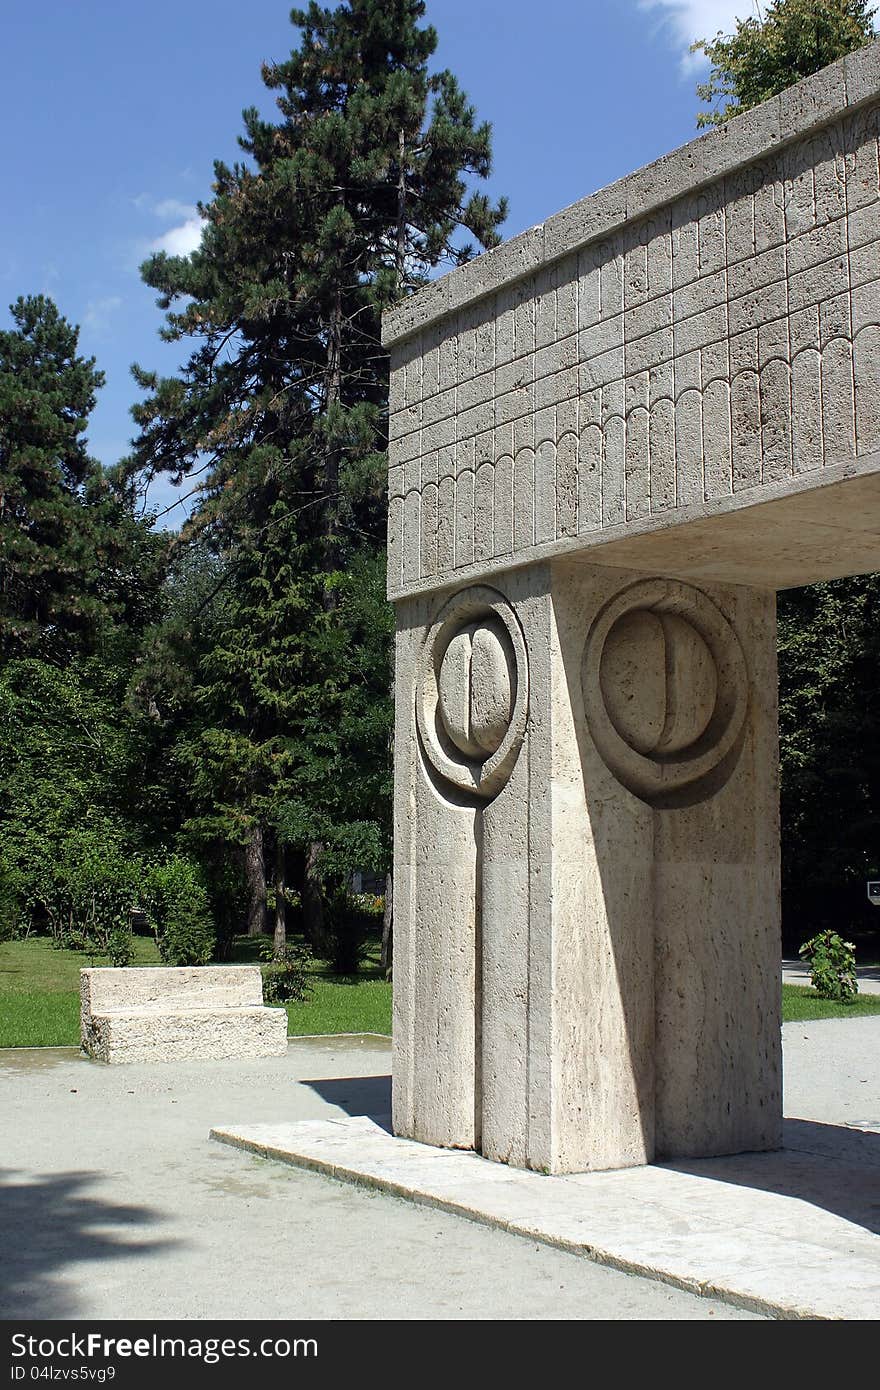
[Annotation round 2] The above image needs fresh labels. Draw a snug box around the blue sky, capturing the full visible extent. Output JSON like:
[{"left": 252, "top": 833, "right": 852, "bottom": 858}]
[{"left": 1, "top": 0, "right": 754, "bottom": 522}]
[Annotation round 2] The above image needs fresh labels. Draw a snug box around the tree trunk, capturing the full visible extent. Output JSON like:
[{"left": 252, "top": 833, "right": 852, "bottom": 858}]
[
  {"left": 322, "top": 286, "right": 343, "bottom": 613},
  {"left": 245, "top": 821, "right": 268, "bottom": 937},
  {"left": 300, "top": 841, "right": 329, "bottom": 955},
  {"left": 273, "top": 841, "right": 287, "bottom": 953},
  {"left": 380, "top": 870, "right": 393, "bottom": 978}
]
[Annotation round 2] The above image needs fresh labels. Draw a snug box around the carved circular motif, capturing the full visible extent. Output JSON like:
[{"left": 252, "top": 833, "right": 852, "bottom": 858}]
[
  {"left": 582, "top": 580, "right": 748, "bottom": 807},
  {"left": 418, "top": 586, "right": 528, "bottom": 800}
]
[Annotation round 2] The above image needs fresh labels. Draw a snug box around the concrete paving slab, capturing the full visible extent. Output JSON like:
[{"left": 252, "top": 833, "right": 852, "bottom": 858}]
[
  {"left": 212, "top": 1023, "right": 880, "bottom": 1321},
  {"left": 0, "top": 1036, "right": 757, "bottom": 1320}
]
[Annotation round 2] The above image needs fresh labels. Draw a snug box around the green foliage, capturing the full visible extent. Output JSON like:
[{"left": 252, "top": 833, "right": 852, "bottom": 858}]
[
  {"left": 0, "top": 293, "right": 173, "bottom": 961},
  {"left": 1, "top": 811, "right": 142, "bottom": 956},
  {"left": 798, "top": 929, "right": 859, "bottom": 999},
  {"left": 50, "top": 830, "right": 140, "bottom": 953},
  {"left": 0, "top": 295, "right": 166, "bottom": 661},
  {"left": 259, "top": 938, "right": 312, "bottom": 1003},
  {"left": 693, "top": 0, "right": 876, "bottom": 126},
  {"left": 778, "top": 579, "right": 880, "bottom": 929},
  {"left": 0, "top": 855, "right": 23, "bottom": 941},
  {"left": 324, "top": 889, "right": 376, "bottom": 974},
  {"left": 0, "top": 656, "right": 174, "bottom": 940},
  {"left": 144, "top": 856, "right": 215, "bottom": 966},
  {"left": 106, "top": 924, "right": 135, "bottom": 968},
  {"left": 196, "top": 845, "right": 249, "bottom": 960},
  {"left": 128, "top": 0, "right": 505, "bottom": 934}
]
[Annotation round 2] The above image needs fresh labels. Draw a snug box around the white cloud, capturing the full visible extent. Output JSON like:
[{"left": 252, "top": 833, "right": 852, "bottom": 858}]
[
  {"left": 132, "top": 195, "right": 206, "bottom": 258},
  {"left": 82, "top": 295, "right": 123, "bottom": 335},
  {"left": 151, "top": 207, "right": 207, "bottom": 259},
  {"left": 152, "top": 198, "right": 198, "bottom": 222},
  {"left": 150, "top": 213, "right": 205, "bottom": 257},
  {"left": 639, "top": 1, "right": 759, "bottom": 64}
]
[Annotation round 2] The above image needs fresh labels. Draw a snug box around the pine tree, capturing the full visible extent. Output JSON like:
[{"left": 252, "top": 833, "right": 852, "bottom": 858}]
[
  {"left": 693, "top": 0, "right": 876, "bottom": 126},
  {"left": 130, "top": 1, "right": 506, "bottom": 943},
  {"left": 0, "top": 294, "right": 164, "bottom": 663},
  {"left": 0, "top": 295, "right": 101, "bottom": 658}
]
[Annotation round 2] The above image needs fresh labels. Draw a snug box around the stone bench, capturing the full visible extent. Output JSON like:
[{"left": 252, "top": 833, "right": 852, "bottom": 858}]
[{"left": 80, "top": 966, "right": 288, "bottom": 1063}]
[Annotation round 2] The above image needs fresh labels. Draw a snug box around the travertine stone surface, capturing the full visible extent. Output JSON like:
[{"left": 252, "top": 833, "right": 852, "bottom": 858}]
[
  {"left": 385, "top": 44, "right": 880, "bottom": 601},
  {"left": 81, "top": 967, "right": 288, "bottom": 1063},
  {"left": 385, "top": 52, "right": 876, "bottom": 1176},
  {"left": 392, "top": 561, "right": 780, "bottom": 1172},
  {"left": 212, "top": 1115, "right": 880, "bottom": 1321}
]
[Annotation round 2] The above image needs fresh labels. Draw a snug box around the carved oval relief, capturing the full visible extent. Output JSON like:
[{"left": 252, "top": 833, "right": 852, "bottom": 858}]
[
  {"left": 438, "top": 620, "right": 514, "bottom": 759},
  {"left": 600, "top": 610, "right": 717, "bottom": 756},
  {"left": 418, "top": 587, "right": 528, "bottom": 801},
  {"left": 582, "top": 580, "right": 748, "bottom": 808}
]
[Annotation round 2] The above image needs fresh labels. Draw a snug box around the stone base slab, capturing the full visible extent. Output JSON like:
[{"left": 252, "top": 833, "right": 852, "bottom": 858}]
[
  {"left": 85, "top": 1006, "right": 288, "bottom": 1063},
  {"left": 210, "top": 1116, "right": 880, "bottom": 1320}
]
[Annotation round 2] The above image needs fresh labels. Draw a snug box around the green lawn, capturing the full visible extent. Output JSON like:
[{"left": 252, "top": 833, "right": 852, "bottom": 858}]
[
  {"left": 0, "top": 934, "right": 391, "bottom": 1046},
  {"left": 3, "top": 937, "right": 877, "bottom": 1048},
  {"left": 0, "top": 991, "right": 82, "bottom": 1048},
  {"left": 0, "top": 934, "right": 166, "bottom": 1047},
  {"left": 781, "top": 982, "right": 880, "bottom": 1021},
  {"left": 0, "top": 933, "right": 164, "bottom": 992},
  {"left": 283, "top": 978, "right": 391, "bottom": 1036}
]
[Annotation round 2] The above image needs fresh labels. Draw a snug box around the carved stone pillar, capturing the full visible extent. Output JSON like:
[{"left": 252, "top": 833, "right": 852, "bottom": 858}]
[{"left": 391, "top": 559, "right": 781, "bottom": 1173}]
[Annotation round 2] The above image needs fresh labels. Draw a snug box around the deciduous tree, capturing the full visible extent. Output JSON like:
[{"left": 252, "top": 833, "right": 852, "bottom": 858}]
[{"left": 693, "top": 0, "right": 875, "bottom": 126}]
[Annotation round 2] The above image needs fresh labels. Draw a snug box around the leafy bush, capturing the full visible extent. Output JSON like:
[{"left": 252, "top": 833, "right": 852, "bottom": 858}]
[
  {"left": 799, "top": 930, "right": 858, "bottom": 1002},
  {"left": 325, "top": 890, "right": 375, "bottom": 975},
  {"left": 259, "top": 940, "right": 312, "bottom": 1004},
  {"left": 0, "top": 857, "right": 24, "bottom": 942},
  {"left": 200, "top": 850, "right": 248, "bottom": 961},
  {"left": 107, "top": 924, "right": 134, "bottom": 967},
  {"left": 49, "top": 830, "right": 139, "bottom": 953},
  {"left": 350, "top": 892, "right": 384, "bottom": 919},
  {"left": 144, "top": 857, "right": 215, "bottom": 966}
]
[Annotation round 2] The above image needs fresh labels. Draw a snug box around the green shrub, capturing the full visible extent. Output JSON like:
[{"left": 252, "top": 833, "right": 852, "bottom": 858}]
[
  {"left": 325, "top": 890, "right": 374, "bottom": 975},
  {"left": 144, "top": 857, "right": 215, "bottom": 966},
  {"left": 260, "top": 940, "right": 312, "bottom": 1003},
  {"left": 201, "top": 850, "right": 248, "bottom": 960},
  {"left": 107, "top": 924, "right": 134, "bottom": 967},
  {"left": 50, "top": 830, "right": 139, "bottom": 953},
  {"left": 798, "top": 930, "right": 858, "bottom": 1002},
  {"left": 0, "top": 857, "right": 24, "bottom": 942}
]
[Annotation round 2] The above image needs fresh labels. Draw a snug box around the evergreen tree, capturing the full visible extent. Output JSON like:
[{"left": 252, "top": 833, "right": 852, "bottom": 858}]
[
  {"left": 693, "top": 0, "right": 876, "bottom": 126},
  {"left": 130, "top": 0, "right": 506, "bottom": 944},
  {"left": 778, "top": 579, "right": 880, "bottom": 938},
  {"left": 0, "top": 294, "right": 164, "bottom": 661}
]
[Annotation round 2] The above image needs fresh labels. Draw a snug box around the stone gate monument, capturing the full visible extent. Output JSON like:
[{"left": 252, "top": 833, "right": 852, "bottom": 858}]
[{"left": 382, "top": 44, "right": 880, "bottom": 1173}]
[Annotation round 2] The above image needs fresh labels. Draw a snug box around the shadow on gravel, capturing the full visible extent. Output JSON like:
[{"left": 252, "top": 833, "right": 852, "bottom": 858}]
[
  {"left": 0, "top": 1169, "right": 175, "bottom": 1318},
  {"left": 663, "top": 1119, "right": 880, "bottom": 1235},
  {"left": 301, "top": 1074, "right": 392, "bottom": 1131}
]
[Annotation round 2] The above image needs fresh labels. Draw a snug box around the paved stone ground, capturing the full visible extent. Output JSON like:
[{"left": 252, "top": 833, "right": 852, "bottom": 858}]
[
  {"left": 2, "top": 1020, "right": 878, "bottom": 1320},
  {"left": 1, "top": 1036, "right": 756, "bottom": 1321}
]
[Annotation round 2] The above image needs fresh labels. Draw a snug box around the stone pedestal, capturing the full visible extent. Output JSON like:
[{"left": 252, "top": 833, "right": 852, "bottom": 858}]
[{"left": 391, "top": 560, "right": 781, "bottom": 1173}]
